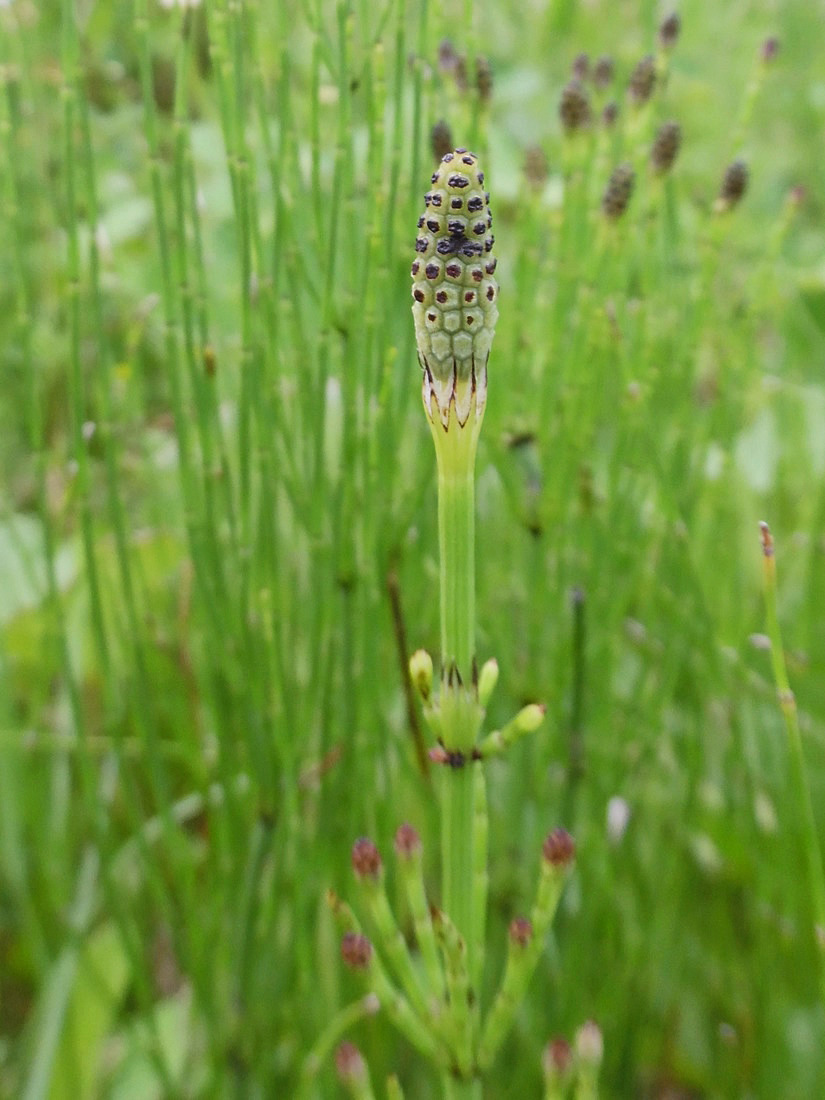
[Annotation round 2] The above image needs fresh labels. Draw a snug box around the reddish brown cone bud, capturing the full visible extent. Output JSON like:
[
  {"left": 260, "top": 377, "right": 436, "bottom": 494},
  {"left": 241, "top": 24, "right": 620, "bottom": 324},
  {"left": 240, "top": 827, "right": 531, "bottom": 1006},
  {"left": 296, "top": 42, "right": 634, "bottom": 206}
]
[
  {"left": 351, "top": 837, "right": 382, "bottom": 880},
  {"left": 394, "top": 822, "right": 422, "bottom": 859},
  {"left": 341, "top": 932, "right": 373, "bottom": 970},
  {"left": 335, "top": 1041, "right": 368, "bottom": 1083},
  {"left": 542, "top": 827, "right": 576, "bottom": 868},
  {"left": 543, "top": 1036, "right": 574, "bottom": 1077},
  {"left": 508, "top": 916, "right": 533, "bottom": 947}
]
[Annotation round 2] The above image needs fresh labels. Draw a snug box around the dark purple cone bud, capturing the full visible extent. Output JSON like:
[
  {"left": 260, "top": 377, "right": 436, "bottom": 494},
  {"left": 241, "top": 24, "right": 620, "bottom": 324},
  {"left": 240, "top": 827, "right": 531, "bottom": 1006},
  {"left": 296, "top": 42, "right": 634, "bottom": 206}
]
[
  {"left": 454, "top": 54, "right": 469, "bottom": 93},
  {"left": 524, "top": 145, "right": 549, "bottom": 190},
  {"left": 593, "top": 55, "right": 614, "bottom": 89},
  {"left": 559, "top": 79, "right": 592, "bottom": 133},
  {"left": 601, "top": 100, "right": 619, "bottom": 128},
  {"left": 718, "top": 159, "right": 748, "bottom": 208},
  {"left": 542, "top": 1037, "right": 574, "bottom": 1078},
  {"left": 761, "top": 36, "right": 780, "bottom": 63},
  {"left": 476, "top": 54, "right": 493, "bottom": 102},
  {"left": 341, "top": 932, "right": 373, "bottom": 969},
  {"left": 658, "top": 12, "right": 681, "bottom": 49},
  {"left": 394, "top": 822, "right": 422, "bottom": 859},
  {"left": 650, "top": 120, "right": 682, "bottom": 174},
  {"left": 602, "top": 163, "right": 635, "bottom": 219},
  {"left": 571, "top": 52, "right": 590, "bottom": 81},
  {"left": 628, "top": 54, "right": 656, "bottom": 105},
  {"left": 351, "top": 837, "right": 382, "bottom": 880},
  {"left": 542, "top": 827, "right": 576, "bottom": 868},
  {"left": 431, "top": 119, "right": 453, "bottom": 163},
  {"left": 438, "top": 39, "right": 458, "bottom": 73},
  {"left": 335, "top": 1042, "right": 368, "bottom": 1083},
  {"left": 508, "top": 916, "right": 533, "bottom": 947}
]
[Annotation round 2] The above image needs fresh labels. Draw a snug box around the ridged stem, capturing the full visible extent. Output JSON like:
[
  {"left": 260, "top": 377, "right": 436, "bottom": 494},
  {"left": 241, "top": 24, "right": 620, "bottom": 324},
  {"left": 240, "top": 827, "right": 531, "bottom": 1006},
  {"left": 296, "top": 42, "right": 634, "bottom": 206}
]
[
  {"left": 438, "top": 460, "right": 477, "bottom": 684},
  {"left": 434, "top": 431, "right": 483, "bottom": 1099},
  {"left": 760, "top": 523, "right": 825, "bottom": 1006}
]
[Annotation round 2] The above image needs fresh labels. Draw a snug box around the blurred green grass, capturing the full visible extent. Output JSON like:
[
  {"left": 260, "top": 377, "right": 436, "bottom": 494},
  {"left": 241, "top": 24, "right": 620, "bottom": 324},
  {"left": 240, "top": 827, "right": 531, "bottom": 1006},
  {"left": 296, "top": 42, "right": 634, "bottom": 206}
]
[{"left": 2, "top": 0, "right": 825, "bottom": 1096}]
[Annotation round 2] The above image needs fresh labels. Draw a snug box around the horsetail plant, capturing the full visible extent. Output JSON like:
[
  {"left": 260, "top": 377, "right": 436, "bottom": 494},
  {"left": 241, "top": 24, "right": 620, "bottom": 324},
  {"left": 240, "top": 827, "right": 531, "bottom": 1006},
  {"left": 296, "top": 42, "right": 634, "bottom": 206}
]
[{"left": 315, "top": 150, "right": 599, "bottom": 1099}]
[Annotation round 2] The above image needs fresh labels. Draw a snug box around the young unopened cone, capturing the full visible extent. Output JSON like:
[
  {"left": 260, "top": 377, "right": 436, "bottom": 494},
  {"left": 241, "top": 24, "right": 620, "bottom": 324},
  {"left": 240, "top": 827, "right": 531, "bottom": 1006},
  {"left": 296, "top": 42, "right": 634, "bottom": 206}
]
[{"left": 411, "top": 149, "right": 498, "bottom": 432}]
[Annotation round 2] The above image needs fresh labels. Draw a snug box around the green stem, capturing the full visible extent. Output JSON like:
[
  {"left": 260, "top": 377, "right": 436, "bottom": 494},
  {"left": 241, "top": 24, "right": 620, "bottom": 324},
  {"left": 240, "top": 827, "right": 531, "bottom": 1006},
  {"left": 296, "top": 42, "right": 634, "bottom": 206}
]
[
  {"left": 760, "top": 523, "right": 825, "bottom": 1004},
  {"left": 438, "top": 462, "right": 476, "bottom": 682},
  {"left": 434, "top": 435, "right": 483, "bottom": 1098},
  {"left": 441, "top": 765, "right": 477, "bottom": 983}
]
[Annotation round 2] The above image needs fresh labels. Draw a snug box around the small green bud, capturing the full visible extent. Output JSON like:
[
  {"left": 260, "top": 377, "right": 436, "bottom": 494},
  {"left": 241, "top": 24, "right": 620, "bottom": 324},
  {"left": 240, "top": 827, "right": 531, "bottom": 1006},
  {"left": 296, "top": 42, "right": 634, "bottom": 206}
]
[
  {"left": 409, "top": 648, "right": 434, "bottom": 702},
  {"left": 515, "top": 702, "right": 546, "bottom": 733},
  {"left": 385, "top": 1076, "right": 405, "bottom": 1100},
  {"left": 412, "top": 149, "right": 498, "bottom": 430},
  {"left": 477, "top": 657, "right": 499, "bottom": 707}
]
